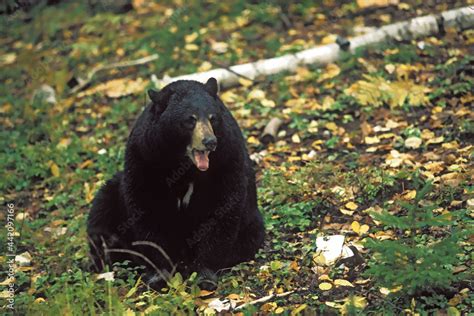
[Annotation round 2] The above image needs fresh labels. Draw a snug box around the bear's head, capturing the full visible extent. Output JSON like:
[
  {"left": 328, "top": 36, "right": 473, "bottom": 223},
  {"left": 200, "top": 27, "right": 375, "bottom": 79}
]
[{"left": 147, "top": 78, "right": 221, "bottom": 172}]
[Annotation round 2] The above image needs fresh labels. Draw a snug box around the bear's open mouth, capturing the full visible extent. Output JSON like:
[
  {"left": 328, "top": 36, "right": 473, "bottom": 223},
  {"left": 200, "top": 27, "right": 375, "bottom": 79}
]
[{"left": 192, "top": 149, "right": 210, "bottom": 171}]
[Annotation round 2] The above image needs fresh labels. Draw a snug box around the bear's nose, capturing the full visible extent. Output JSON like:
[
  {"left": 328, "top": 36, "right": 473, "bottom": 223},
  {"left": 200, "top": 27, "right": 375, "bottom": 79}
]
[{"left": 203, "top": 136, "right": 217, "bottom": 151}]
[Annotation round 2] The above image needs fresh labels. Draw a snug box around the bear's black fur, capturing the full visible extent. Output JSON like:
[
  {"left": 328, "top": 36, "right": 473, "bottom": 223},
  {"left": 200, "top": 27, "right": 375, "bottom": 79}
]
[{"left": 87, "top": 78, "right": 264, "bottom": 287}]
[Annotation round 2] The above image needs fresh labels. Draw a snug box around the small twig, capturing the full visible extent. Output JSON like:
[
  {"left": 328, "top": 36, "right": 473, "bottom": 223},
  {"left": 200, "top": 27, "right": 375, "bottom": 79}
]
[
  {"left": 105, "top": 247, "right": 171, "bottom": 283},
  {"left": 279, "top": 12, "right": 292, "bottom": 29},
  {"left": 234, "top": 290, "right": 296, "bottom": 311},
  {"left": 70, "top": 54, "right": 159, "bottom": 94},
  {"left": 210, "top": 60, "right": 256, "bottom": 83},
  {"left": 87, "top": 235, "right": 106, "bottom": 271},
  {"left": 132, "top": 241, "right": 176, "bottom": 275}
]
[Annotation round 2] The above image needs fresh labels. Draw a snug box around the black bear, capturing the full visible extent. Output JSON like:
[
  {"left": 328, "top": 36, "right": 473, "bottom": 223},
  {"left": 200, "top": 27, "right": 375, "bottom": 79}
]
[{"left": 87, "top": 78, "right": 265, "bottom": 289}]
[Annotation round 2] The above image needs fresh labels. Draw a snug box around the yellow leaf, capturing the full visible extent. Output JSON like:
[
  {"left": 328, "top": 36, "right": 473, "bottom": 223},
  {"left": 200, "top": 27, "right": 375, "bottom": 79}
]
[
  {"left": 291, "top": 134, "right": 301, "bottom": 143},
  {"left": 57, "top": 137, "right": 71, "bottom": 149},
  {"left": 321, "top": 34, "right": 337, "bottom": 44},
  {"left": 275, "top": 307, "right": 285, "bottom": 314},
  {"left": 291, "top": 304, "right": 307, "bottom": 315},
  {"left": 325, "top": 122, "right": 338, "bottom": 132},
  {"left": 247, "top": 136, "right": 260, "bottom": 145},
  {"left": 261, "top": 302, "right": 277, "bottom": 312},
  {"left": 357, "top": 0, "right": 399, "bottom": 9},
  {"left": 0, "top": 53, "right": 17, "bottom": 66},
  {"left": 345, "top": 202, "right": 358, "bottom": 211},
  {"left": 318, "top": 274, "right": 332, "bottom": 281},
  {"left": 220, "top": 91, "right": 238, "bottom": 103},
  {"left": 185, "top": 43, "right": 199, "bottom": 51},
  {"left": 334, "top": 279, "right": 354, "bottom": 287},
  {"left": 442, "top": 141, "right": 459, "bottom": 150},
  {"left": 402, "top": 190, "right": 417, "bottom": 200},
  {"left": 238, "top": 78, "right": 253, "bottom": 87},
  {"left": 50, "top": 163, "right": 60, "bottom": 177},
  {"left": 185, "top": 32, "right": 198, "bottom": 43},
  {"left": 227, "top": 293, "right": 240, "bottom": 300},
  {"left": 345, "top": 75, "right": 429, "bottom": 108},
  {"left": 426, "top": 136, "right": 444, "bottom": 145},
  {"left": 78, "top": 78, "right": 148, "bottom": 99},
  {"left": 248, "top": 89, "right": 266, "bottom": 100},
  {"left": 198, "top": 61, "right": 212, "bottom": 72},
  {"left": 359, "top": 224, "right": 369, "bottom": 235},
  {"left": 340, "top": 208, "right": 355, "bottom": 216},
  {"left": 322, "top": 96, "right": 335, "bottom": 110},
  {"left": 319, "top": 282, "right": 333, "bottom": 291},
  {"left": 379, "top": 285, "right": 403, "bottom": 296},
  {"left": 341, "top": 296, "right": 367, "bottom": 313},
  {"left": 313, "top": 253, "right": 327, "bottom": 265},
  {"left": 290, "top": 260, "right": 300, "bottom": 271},
  {"left": 261, "top": 99, "right": 276, "bottom": 108},
  {"left": 365, "top": 136, "right": 380, "bottom": 144},
  {"left": 351, "top": 221, "right": 361, "bottom": 233},
  {"left": 84, "top": 183, "right": 95, "bottom": 203},
  {"left": 318, "top": 63, "right": 341, "bottom": 82}
]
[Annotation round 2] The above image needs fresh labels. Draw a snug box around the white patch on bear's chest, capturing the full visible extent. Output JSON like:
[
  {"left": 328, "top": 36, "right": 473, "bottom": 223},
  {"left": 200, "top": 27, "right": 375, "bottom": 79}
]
[{"left": 177, "top": 182, "right": 194, "bottom": 210}]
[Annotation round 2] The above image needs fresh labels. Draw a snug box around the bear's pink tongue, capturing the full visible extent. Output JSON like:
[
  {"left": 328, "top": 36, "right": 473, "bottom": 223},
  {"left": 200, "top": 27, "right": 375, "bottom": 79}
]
[{"left": 193, "top": 150, "right": 209, "bottom": 171}]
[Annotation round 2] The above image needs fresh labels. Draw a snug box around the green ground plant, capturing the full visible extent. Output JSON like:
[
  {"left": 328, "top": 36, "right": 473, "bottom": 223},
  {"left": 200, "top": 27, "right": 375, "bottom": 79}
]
[{"left": 365, "top": 174, "right": 467, "bottom": 306}]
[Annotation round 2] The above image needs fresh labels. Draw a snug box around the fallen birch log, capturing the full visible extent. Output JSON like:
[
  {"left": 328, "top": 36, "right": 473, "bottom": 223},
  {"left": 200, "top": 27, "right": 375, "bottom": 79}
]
[{"left": 153, "top": 6, "right": 474, "bottom": 89}]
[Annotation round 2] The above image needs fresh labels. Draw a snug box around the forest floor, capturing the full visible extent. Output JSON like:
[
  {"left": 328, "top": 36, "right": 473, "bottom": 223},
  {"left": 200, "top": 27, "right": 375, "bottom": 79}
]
[{"left": 1, "top": 1, "right": 473, "bottom": 315}]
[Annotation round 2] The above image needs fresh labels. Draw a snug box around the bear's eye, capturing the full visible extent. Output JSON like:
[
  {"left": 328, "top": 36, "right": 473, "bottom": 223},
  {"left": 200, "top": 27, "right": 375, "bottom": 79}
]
[
  {"left": 185, "top": 115, "right": 197, "bottom": 129},
  {"left": 209, "top": 114, "right": 216, "bottom": 123}
]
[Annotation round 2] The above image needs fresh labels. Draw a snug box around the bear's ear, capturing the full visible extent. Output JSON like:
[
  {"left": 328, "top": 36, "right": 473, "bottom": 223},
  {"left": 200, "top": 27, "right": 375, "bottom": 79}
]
[
  {"left": 148, "top": 88, "right": 161, "bottom": 103},
  {"left": 148, "top": 88, "right": 173, "bottom": 114},
  {"left": 204, "top": 77, "right": 219, "bottom": 96}
]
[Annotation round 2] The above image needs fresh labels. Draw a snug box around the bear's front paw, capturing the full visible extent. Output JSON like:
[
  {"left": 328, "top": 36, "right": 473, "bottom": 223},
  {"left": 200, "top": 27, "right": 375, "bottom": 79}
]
[
  {"left": 143, "top": 270, "right": 171, "bottom": 290},
  {"left": 197, "top": 267, "right": 218, "bottom": 291}
]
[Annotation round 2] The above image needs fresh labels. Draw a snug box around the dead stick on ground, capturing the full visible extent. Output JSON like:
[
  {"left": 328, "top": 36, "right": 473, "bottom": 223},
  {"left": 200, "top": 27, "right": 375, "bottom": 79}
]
[
  {"left": 210, "top": 60, "right": 255, "bottom": 83},
  {"left": 234, "top": 290, "right": 296, "bottom": 311},
  {"left": 70, "top": 54, "right": 159, "bottom": 94},
  {"left": 261, "top": 117, "right": 283, "bottom": 144}
]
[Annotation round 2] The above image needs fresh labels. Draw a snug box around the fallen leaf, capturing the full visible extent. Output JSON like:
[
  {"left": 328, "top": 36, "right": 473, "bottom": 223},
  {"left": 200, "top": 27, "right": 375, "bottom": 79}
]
[
  {"left": 211, "top": 41, "right": 228, "bottom": 54},
  {"left": 334, "top": 279, "right": 355, "bottom": 287},
  {"left": 318, "top": 63, "right": 341, "bottom": 82},
  {"left": 261, "top": 99, "right": 276, "bottom": 108},
  {"left": 345, "top": 202, "right": 358, "bottom": 211},
  {"left": 184, "top": 32, "right": 198, "bottom": 43},
  {"left": 50, "top": 163, "right": 60, "bottom": 177},
  {"left": 402, "top": 190, "right": 417, "bottom": 200},
  {"left": 185, "top": 43, "right": 199, "bottom": 51},
  {"left": 404, "top": 137, "right": 422, "bottom": 149},
  {"left": 319, "top": 282, "right": 333, "bottom": 291},
  {"left": 291, "top": 134, "right": 301, "bottom": 143},
  {"left": 15, "top": 252, "right": 32, "bottom": 266},
  {"left": 291, "top": 304, "right": 307, "bottom": 315},
  {"left": 357, "top": 0, "right": 399, "bottom": 9},
  {"left": 340, "top": 208, "right": 355, "bottom": 216},
  {"left": 238, "top": 78, "right": 253, "bottom": 87},
  {"left": 248, "top": 89, "right": 266, "bottom": 100},
  {"left": 78, "top": 78, "right": 148, "bottom": 98},
  {"left": 365, "top": 136, "right": 380, "bottom": 144},
  {"left": 97, "top": 271, "right": 115, "bottom": 281},
  {"left": 341, "top": 296, "right": 367, "bottom": 313},
  {"left": 325, "top": 122, "right": 338, "bottom": 132}
]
